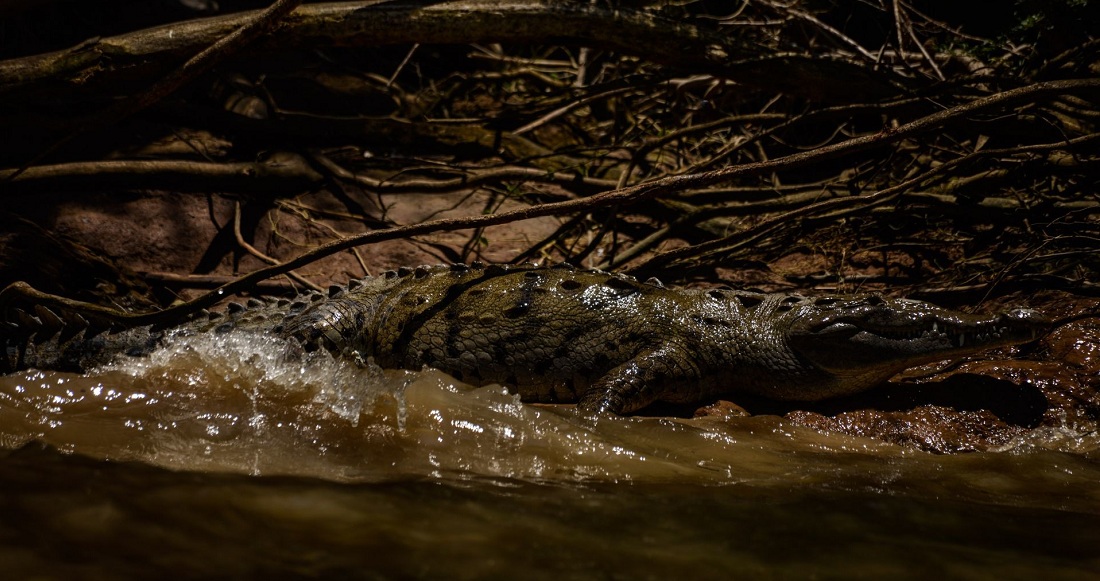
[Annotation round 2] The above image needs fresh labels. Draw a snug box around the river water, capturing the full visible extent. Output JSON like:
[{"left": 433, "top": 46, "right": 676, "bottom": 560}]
[{"left": 1, "top": 331, "right": 1098, "bottom": 579}]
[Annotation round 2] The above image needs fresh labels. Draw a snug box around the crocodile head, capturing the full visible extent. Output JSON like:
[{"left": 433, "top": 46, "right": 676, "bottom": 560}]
[{"left": 783, "top": 294, "right": 1049, "bottom": 399}]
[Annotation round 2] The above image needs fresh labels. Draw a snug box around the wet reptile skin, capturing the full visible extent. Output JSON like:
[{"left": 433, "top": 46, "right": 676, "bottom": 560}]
[{"left": 2, "top": 263, "right": 1049, "bottom": 414}]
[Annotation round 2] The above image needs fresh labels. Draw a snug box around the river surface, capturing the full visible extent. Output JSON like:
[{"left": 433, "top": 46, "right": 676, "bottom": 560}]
[{"left": 1, "top": 332, "right": 1098, "bottom": 579}]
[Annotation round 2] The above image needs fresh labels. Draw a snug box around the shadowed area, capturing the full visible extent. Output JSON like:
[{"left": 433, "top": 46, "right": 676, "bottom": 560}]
[{"left": 1, "top": 443, "right": 1099, "bottom": 579}]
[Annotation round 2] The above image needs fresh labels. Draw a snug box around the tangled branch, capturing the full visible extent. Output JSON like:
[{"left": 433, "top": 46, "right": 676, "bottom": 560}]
[{"left": 0, "top": 0, "right": 1096, "bottom": 309}]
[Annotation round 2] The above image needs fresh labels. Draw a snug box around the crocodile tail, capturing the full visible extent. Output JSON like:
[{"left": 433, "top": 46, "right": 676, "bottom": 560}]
[
  {"left": 277, "top": 295, "right": 372, "bottom": 353},
  {"left": 0, "top": 285, "right": 156, "bottom": 374}
]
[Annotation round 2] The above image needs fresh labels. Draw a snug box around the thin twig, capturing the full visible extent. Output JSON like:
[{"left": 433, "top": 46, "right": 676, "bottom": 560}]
[
  {"left": 513, "top": 86, "right": 635, "bottom": 135},
  {"left": 233, "top": 202, "right": 322, "bottom": 292}
]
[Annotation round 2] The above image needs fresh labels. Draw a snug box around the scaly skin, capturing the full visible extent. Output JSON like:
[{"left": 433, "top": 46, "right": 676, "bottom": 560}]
[{"left": 1, "top": 263, "right": 1050, "bottom": 414}]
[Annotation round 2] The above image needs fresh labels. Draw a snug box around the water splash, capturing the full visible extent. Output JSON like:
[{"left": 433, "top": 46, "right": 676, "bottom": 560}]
[{"left": 0, "top": 329, "right": 1098, "bottom": 511}]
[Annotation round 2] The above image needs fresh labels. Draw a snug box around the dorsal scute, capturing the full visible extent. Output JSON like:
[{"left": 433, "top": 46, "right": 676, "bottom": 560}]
[
  {"left": 3, "top": 302, "right": 105, "bottom": 342},
  {"left": 32, "top": 305, "right": 65, "bottom": 334}
]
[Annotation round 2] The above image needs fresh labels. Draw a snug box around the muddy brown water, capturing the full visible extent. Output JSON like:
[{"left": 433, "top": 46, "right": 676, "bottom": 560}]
[{"left": 1, "top": 332, "right": 1098, "bottom": 579}]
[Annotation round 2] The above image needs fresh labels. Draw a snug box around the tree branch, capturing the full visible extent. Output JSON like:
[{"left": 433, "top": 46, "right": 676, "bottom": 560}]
[
  {"left": 5, "top": 0, "right": 305, "bottom": 176},
  {"left": 0, "top": 153, "right": 324, "bottom": 194},
  {"left": 0, "top": 1, "right": 903, "bottom": 107}
]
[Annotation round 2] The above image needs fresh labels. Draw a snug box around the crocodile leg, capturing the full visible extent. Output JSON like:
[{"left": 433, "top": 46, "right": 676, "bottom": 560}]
[{"left": 578, "top": 344, "right": 697, "bottom": 414}]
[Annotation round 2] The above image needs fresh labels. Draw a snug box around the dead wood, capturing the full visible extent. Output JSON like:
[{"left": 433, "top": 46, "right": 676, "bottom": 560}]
[
  {"left": 0, "top": 1, "right": 901, "bottom": 108},
  {"left": 1, "top": 153, "right": 324, "bottom": 194},
  {"left": 0, "top": 0, "right": 1097, "bottom": 309}
]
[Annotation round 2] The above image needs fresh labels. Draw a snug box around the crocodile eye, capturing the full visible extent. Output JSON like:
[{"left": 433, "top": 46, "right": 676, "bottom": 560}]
[
  {"left": 605, "top": 277, "right": 638, "bottom": 292},
  {"left": 503, "top": 303, "right": 530, "bottom": 319},
  {"left": 735, "top": 294, "right": 763, "bottom": 308},
  {"left": 559, "top": 279, "right": 583, "bottom": 291},
  {"left": 776, "top": 296, "right": 804, "bottom": 312}
]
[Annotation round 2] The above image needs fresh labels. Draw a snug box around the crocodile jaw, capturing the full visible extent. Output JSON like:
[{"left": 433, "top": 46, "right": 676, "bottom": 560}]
[{"left": 785, "top": 299, "right": 1049, "bottom": 396}]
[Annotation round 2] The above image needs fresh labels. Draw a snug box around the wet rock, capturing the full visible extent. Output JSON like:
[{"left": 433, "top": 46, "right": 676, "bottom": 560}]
[
  {"left": 787, "top": 407, "right": 1028, "bottom": 453},
  {"left": 694, "top": 400, "right": 750, "bottom": 420}
]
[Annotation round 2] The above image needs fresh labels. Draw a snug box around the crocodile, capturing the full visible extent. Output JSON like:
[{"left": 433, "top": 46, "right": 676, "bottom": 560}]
[{"left": 1, "top": 262, "right": 1049, "bottom": 414}]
